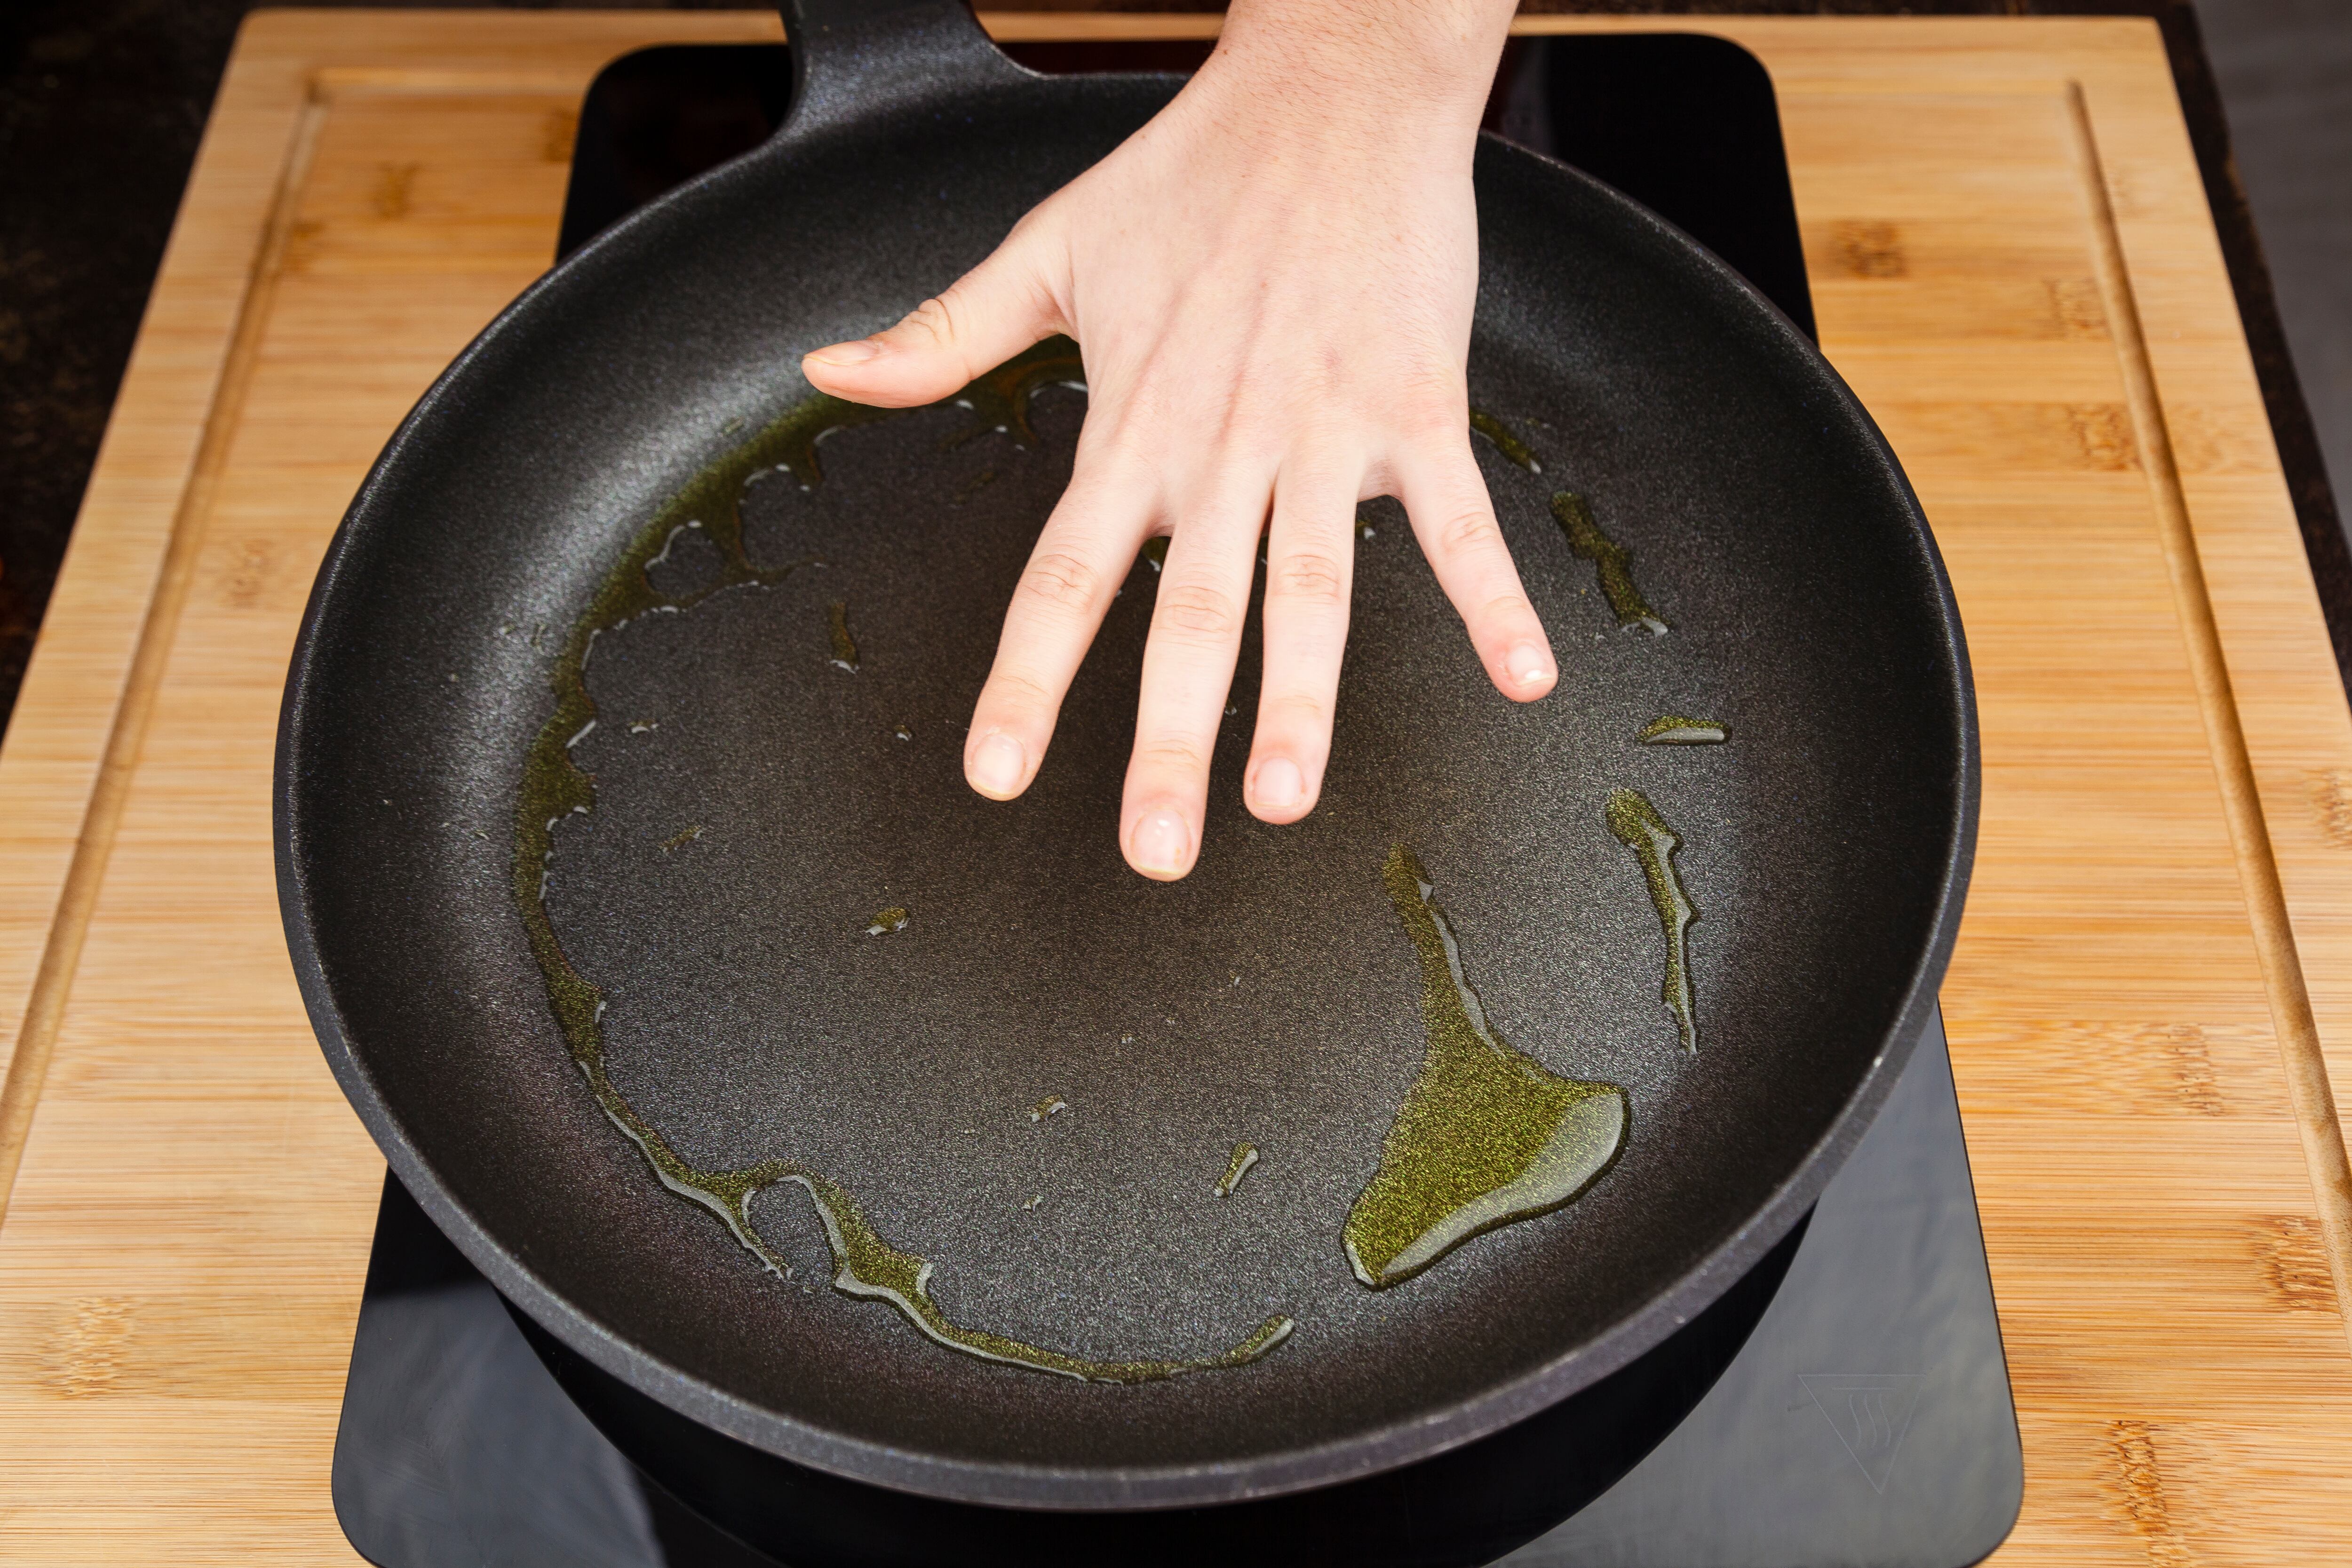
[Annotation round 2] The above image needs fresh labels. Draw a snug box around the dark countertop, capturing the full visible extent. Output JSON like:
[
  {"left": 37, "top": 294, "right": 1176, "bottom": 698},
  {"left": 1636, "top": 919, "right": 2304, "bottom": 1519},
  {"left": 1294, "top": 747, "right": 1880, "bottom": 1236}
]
[{"left": 0, "top": 0, "right": 2340, "bottom": 740}]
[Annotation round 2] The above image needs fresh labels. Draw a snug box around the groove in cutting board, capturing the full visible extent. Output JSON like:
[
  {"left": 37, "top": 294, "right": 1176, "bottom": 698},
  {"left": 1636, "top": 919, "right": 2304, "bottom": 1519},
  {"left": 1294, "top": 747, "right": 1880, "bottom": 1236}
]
[
  {"left": 2064, "top": 79, "right": 2352, "bottom": 1344},
  {"left": 0, "top": 99, "right": 331, "bottom": 1223}
]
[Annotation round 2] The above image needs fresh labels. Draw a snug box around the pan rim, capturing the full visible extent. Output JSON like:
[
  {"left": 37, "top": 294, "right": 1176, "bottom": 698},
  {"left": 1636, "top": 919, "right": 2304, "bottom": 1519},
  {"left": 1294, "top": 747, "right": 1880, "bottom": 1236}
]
[{"left": 275, "top": 96, "right": 1979, "bottom": 1512}]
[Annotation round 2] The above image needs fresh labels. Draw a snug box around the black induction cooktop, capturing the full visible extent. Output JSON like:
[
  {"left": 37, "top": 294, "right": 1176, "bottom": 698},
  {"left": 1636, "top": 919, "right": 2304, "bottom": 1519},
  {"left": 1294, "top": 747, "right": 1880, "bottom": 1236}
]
[{"left": 331, "top": 32, "right": 2021, "bottom": 1568}]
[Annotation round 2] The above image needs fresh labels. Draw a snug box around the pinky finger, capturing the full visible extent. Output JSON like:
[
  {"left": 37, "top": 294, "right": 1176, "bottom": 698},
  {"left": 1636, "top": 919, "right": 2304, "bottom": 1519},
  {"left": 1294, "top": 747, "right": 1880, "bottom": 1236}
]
[{"left": 1395, "top": 439, "right": 1557, "bottom": 702}]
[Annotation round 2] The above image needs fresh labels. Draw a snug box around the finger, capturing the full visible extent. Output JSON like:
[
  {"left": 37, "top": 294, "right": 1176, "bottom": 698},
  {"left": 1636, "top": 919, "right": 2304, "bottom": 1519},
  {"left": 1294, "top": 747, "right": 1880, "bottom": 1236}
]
[
  {"left": 1122, "top": 483, "right": 1268, "bottom": 880},
  {"left": 964, "top": 455, "right": 1155, "bottom": 802},
  {"left": 802, "top": 214, "right": 1066, "bottom": 407},
  {"left": 1246, "top": 454, "right": 1359, "bottom": 824},
  {"left": 1395, "top": 437, "right": 1556, "bottom": 701}
]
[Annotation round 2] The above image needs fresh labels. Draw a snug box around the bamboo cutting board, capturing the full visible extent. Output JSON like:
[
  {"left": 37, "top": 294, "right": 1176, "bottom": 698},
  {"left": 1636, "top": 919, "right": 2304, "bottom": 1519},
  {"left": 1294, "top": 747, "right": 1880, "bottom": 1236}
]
[{"left": 2, "top": 9, "right": 2350, "bottom": 1562}]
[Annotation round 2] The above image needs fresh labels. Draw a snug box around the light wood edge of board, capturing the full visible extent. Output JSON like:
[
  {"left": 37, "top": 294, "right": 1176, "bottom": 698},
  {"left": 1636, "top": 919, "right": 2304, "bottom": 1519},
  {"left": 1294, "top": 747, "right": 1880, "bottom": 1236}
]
[
  {"left": 0, "top": 8, "right": 787, "bottom": 1218},
  {"left": 2063, "top": 80, "right": 2352, "bottom": 1342},
  {"left": 0, "top": 9, "right": 2347, "bottom": 1336}
]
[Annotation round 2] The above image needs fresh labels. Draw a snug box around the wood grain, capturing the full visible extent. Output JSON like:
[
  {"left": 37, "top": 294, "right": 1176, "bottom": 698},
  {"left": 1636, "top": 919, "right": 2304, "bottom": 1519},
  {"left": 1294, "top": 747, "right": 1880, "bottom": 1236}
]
[{"left": 1, "top": 10, "right": 2349, "bottom": 1562}]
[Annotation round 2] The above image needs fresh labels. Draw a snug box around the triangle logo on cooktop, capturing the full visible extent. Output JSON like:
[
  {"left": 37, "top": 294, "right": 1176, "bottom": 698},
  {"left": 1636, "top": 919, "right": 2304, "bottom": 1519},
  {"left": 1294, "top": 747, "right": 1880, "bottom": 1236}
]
[{"left": 1799, "top": 1373, "right": 1924, "bottom": 1493}]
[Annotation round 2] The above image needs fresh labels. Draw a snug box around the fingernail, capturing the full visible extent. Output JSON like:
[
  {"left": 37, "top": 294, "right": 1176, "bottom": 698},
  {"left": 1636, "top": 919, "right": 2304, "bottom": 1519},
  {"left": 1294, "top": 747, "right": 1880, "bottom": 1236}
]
[
  {"left": 1129, "top": 809, "right": 1192, "bottom": 876},
  {"left": 1252, "top": 756, "right": 1304, "bottom": 812},
  {"left": 1505, "top": 641, "right": 1553, "bottom": 688},
  {"left": 969, "top": 732, "right": 1026, "bottom": 797},
  {"left": 807, "top": 339, "right": 882, "bottom": 366}
]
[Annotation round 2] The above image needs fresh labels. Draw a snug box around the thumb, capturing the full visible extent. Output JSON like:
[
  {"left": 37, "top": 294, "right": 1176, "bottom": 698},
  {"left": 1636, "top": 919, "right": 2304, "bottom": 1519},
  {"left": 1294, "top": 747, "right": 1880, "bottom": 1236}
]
[{"left": 802, "top": 220, "right": 1067, "bottom": 407}]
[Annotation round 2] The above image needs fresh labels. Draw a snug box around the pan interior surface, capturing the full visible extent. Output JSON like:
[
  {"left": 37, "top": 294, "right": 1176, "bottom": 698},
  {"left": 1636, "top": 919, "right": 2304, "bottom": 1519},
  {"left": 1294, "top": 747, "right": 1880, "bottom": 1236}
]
[{"left": 280, "top": 87, "right": 1968, "bottom": 1502}]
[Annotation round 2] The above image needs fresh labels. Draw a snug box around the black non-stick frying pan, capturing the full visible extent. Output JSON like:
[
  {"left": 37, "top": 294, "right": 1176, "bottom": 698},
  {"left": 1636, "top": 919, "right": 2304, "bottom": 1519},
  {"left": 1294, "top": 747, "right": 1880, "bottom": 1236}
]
[{"left": 277, "top": 0, "right": 1974, "bottom": 1515}]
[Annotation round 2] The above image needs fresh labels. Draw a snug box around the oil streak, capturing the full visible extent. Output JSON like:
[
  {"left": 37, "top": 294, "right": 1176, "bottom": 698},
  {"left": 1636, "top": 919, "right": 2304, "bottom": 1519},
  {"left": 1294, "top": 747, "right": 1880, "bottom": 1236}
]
[
  {"left": 1553, "top": 493, "right": 1668, "bottom": 635},
  {"left": 1470, "top": 410, "right": 1543, "bottom": 474},
  {"left": 514, "top": 340, "right": 1292, "bottom": 1384},
  {"left": 1216, "top": 1142, "right": 1260, "bottom": 1198},
  {"left": 827, "top": 601, "right": 860, "bottom": 673},
  {"left": 1605, "top": 788, "right": 1700, "bottom": 1052},
  {"left": 1638, "top": 716, "right": 1726, "bottom": 745},
  {"left": 1343, "top": 847, "right": 1628, "bottom": 1289}
]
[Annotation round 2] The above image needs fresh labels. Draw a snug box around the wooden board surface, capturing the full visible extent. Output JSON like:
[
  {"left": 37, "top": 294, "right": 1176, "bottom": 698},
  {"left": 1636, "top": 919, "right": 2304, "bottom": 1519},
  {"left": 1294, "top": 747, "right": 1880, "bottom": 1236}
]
[{"left": 2, "top": 9, "right": 2350, "bottom": 1561}]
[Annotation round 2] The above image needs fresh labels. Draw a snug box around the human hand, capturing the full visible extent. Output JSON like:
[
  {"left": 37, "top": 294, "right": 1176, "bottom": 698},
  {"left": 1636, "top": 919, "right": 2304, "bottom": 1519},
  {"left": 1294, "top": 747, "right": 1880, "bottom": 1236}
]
[{"left": 803, "top": 0, "right": 1551, "bottom": 881}]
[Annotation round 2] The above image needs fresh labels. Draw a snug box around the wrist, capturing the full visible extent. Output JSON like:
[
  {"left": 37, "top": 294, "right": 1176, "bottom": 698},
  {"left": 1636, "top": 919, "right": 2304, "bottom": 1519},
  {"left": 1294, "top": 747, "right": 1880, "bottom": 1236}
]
[{"left": 1197, "top": 0, "right": 1513, "bottom": 141}]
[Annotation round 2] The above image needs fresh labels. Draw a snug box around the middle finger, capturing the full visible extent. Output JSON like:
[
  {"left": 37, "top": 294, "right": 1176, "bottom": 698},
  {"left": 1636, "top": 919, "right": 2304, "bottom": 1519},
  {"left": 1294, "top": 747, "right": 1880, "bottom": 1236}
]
[{"left": 1120, "top": 473, "right": 1272, "bottom": 880}]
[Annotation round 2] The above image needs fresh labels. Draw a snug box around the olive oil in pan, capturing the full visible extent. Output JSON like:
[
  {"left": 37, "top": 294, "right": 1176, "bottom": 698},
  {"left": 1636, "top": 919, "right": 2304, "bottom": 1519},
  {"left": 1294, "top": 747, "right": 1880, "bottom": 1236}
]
[
  {"left": 1553, "top": 493, "right": 1669, "bottom": 635},
  {"left": 788, "top": 1168, "right": 1292, "bottom": 1382},
  {"left": 1216, "top": 1142, "right": 1260, "bottom": 1198},
  {"left": 515, "top": 341, "right": 1293, "bottom": 1384},
  {"left": 1343, "top": 846, "right": 1628, "bottom": 1290},
  {"left": 1461, "top": 412, "right": 1669, "bottom": 636},
  {"left": 827, "top": 601, "right": 860, "bottom": 672},
  {"left": 1469, "top": 409, "right": 1542, "bottom": 474},
  {"left": 1638, "top": 715, "right": 1726, "bottom": 745},
  {"left": 1605, "top": 788, "right": 1700, "bottom": 1052}
]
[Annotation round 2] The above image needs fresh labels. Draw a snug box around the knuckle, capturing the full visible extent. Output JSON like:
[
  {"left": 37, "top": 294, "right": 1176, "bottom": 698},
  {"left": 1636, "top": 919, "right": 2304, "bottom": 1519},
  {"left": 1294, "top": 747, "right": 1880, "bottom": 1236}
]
[
  {"left": 1256, "top": 690, "right": 1327, "bottom": 732},
  {"left": 1399, "top": 396, "right": 1466, "bottom": 443},
  {"left": 982, "top": 667, "right": 1056, "bottom": 716},
  {"left": 1436, "top": 506, "right": 1505, "bottom": 559},
  {"left": 898, "top": 294, "right": 960, "bottom": 346},
  {"left": 1134, "top": 736, "right": 1210, "bottom": 775},
  {"left": 1014, "top": 550, "right": 1103, "bottom": 617},
  {"left": 1477, "top": 591, "right": 1536, "bottom": 631},
  {"left": 1268, "top": 551, "right": 1347, "bottom": 606},
  {"left": 1154, "top": 580, "right": 1240, "bottom": 644}
]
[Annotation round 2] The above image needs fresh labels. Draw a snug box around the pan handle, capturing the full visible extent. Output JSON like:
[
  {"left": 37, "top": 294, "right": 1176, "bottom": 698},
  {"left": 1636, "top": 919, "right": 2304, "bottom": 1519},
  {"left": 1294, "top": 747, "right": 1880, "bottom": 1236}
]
[{"left": 776, "top": 0, "right": 1028, "bottom": 140}]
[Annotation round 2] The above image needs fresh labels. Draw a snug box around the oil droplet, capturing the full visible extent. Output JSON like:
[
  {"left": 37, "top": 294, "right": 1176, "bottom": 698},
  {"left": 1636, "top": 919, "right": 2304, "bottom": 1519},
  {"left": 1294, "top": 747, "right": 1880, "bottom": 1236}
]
[
  {"left": 1638, "top": 716, "right": 1726, "bottom": 746},
  {"left": 1030, "top": 1094, "right": 1068, "bottom": 1123},
  {"left": 827, "top": 601, "right": 860, "bottom": 672},
  {"left": 659, "top": 824, "right": 704, "bottom": 853},
  {"left": 1470, "top": 410, "right": 1543, "bottom": 474},
  {"left": 1216, "top": 1142, "right": 1259, "bottom": 1198},
  {"left": 865, "top": 906, "right": 909, "bottom": 937},
  {"left": 1552, "top": 493, "right": 1667, "bottom": 635},
  {"left": 1605, "top": 788, "right": 1699, "bottom": 1052},
  {"left": 1343, "top": 846, "right": 1628, "bottom": 1289},
  {"left": 892, "top": 721, "right": 914, "bottom": 741},
  {"left": 628, "top": 720, "right": 659, "bottom": 734},
  {"left": 1022, "top": 1194, "right": 1045, "bottom": 1211},
  {"left": 1139, "top": 537, "right": 1168, "bottom": 573}
]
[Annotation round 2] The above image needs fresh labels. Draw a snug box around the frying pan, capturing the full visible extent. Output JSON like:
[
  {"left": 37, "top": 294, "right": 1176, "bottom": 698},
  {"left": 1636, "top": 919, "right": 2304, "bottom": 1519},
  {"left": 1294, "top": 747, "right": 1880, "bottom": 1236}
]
[{"left": 277, "top": 0, "right": 1975, "bottom": 1515}]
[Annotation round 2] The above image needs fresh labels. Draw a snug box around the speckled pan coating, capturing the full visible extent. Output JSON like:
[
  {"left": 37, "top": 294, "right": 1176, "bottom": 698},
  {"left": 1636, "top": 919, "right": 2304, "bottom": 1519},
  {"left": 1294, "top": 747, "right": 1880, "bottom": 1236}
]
[{"left": 274, "top": 0, "right": 1974, "bottom": 1512}]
